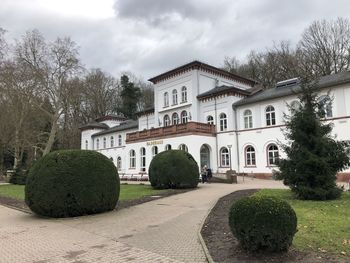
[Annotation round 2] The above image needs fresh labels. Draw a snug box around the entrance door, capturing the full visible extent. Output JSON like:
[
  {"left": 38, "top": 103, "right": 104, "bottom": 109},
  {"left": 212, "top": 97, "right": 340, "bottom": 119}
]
[{"left": 200, "top": 144, "right": 210, "bottom": 169}]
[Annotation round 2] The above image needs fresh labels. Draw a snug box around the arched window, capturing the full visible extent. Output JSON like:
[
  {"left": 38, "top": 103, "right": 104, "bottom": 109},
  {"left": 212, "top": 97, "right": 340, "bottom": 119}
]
[
  {"left": 140, "top": 147, "right": 146, "bottom": 172},
  {"left": 164, "top": 92, "right": 169, "bottom": 107},
  {"left": 110, "top": 136, "right": 114, "bottom": 147},
  {"left": 103, "top": 137, "right": 106, "bottom": 148},
  {"left": 245, "top": 146, "right": 256, "bottom": 166},
  {"left": 265, "top": 106, "right": 276, "bottom": 126},
  {"left": 181, "top": 111, "right": 188, "bottom": 123},
  {"left": 96, "top": 139, "right": 100, "bottom": 150},
  {"left": 220, "top": 147, "right": 230, "bottom": 167},
  {"left": 290, "top": 100, "right": 301, "bottom": 113},
  {"left": 219, "top": 113, "right": 227, "bottom": 131},
  {"left": 118, "top": 134, "right": 122, "bottom": 146},
  {"left": 152, "top": 146, "right": 158, "bottom": 157},
  {"left": 181, "top": 86, "right": 187, "bottom": 103},
  {"left": 164, "top": 115, "right": 171, "bottom": 127},
  {"left": 172, "top": 89, "right": 178, "bottom": 105},
  {"left": 243, "top": 109, "right": 253, "bottom": 129},
  {"left": 85, "top": 140, "right": 88, "bottom": 150},
  {"left": 117, "top": 156, "right": 122, "bottom": 170},
  {"left": 319, "top": 95, "right": 333, "bottom": 118},
  {"left": 165, "top": 144, "right": 172, "bottom": 151},
  {"left": 267, "top": 144, "right": 279, "bottom": 166},
  {"left": 207, "top": 115, "right": 214, "bottom": 125},
  {"left": 172, "top": 112, "right": 179, "bottom": 125},
  {"left": 129, "top": 150, "right": 136, "bottom": 168},
  {"left": 179, "top": 144, "right": 188, "bottom": 152}
]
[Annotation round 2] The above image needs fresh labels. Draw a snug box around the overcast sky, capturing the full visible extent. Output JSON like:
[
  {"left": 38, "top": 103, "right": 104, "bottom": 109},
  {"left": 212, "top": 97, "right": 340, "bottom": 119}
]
[{"left": 1, "top": 0, "right": 350, "bottom": 80}]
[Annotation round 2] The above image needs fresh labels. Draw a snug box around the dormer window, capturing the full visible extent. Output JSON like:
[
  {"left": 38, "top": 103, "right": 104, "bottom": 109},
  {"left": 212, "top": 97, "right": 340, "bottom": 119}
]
[
  {"left": 164, "top": 92, "right": 169, "bottom": 107},
  {"left": 181, "top": 86, "right": 187, "bottom": 103},
  {"left": 172, "top": 89, "right": 178, "bottom": 105}
]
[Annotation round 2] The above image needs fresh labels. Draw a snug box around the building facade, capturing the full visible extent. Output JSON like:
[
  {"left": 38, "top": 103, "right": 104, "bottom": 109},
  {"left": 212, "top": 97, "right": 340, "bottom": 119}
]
[{"left": 80, "top": 61, "right": 350, "bottom": 181}]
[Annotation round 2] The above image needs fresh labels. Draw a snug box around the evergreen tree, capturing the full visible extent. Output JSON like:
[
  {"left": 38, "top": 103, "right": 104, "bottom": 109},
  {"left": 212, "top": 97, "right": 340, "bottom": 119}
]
[
  {"left": 119, "top": 75, "right": 141, "bottom": 119},
  {"left": 278, "top": 80, "right": 350, "bottom": 200}
]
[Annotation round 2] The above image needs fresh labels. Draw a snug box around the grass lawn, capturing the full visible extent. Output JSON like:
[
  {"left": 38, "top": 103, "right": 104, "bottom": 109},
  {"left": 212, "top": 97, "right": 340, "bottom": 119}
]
[
  {"left": 255, "top": 189, "right": 350, "bottom": 256},
  {"left": 0, "top": 183, "right": 168, "bottom": 201}
]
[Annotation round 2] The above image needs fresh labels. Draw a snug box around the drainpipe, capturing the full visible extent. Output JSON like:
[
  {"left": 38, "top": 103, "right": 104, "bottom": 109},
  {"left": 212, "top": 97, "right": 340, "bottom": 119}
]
[
  {"left": 232, "top": 105, "right": 240, "bottom": 174},
  {"left": 214, "top": 97, "right": 219, "bottom": 173}
]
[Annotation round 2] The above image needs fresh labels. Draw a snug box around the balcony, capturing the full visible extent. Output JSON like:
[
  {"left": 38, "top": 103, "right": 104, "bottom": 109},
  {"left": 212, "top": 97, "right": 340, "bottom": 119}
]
[{"left": 126, "top": 121, "right": 216, "bottom": 143}]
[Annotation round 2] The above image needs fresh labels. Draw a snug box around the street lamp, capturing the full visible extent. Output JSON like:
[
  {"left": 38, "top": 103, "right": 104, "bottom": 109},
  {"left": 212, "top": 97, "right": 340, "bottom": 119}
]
[{"left": 227, "top": 144, "right": 232, "bottom": 171}]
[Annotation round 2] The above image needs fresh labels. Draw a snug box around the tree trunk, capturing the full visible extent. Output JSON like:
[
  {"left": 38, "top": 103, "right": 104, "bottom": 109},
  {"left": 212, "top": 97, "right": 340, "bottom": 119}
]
[
  {"left": 43, "top": 110, "right": 60, "bottom": 156},
  {"left": 13, "top": 128, "right": 21, "bottom": 170}
]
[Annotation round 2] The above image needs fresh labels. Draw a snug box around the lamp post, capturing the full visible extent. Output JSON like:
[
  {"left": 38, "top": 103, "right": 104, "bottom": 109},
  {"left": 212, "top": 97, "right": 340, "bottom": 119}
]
[{"left": 227, "top": 144, "right": 232, "bottom": 171}]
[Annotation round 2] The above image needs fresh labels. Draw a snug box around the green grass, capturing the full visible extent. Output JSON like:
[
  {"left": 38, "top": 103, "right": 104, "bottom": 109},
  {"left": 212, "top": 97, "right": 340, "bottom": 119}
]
[
  {"left": 0, "top": 184, "right": 168, "bottom": 201},
  {"left": 255, "top": 189, "right": 350, "bottom": 256}
]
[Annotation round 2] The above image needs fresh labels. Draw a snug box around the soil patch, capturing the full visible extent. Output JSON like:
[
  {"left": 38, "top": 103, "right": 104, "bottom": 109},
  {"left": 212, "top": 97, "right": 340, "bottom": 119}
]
[
  {"left": 201, "top": 189, "right": 348, "bottom": 263},
  {"left": 0, "top": 187, "right": 192, "bottom": 214}
]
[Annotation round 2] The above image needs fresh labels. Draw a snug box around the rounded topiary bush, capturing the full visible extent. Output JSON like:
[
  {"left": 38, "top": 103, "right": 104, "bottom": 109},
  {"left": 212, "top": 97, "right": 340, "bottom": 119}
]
[
  {"left": 229, "top": 195, "right": 297, "bottom": 252},
  {"left": 149, "top": 150, "right": 199, "bottom": 189},
  {"left": 25, "top": 150, "right": 120, "bottom": 218}
]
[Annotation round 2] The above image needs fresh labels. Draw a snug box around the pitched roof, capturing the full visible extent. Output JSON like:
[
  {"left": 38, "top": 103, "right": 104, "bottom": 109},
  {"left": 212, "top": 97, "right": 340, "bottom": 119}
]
[
  {"left": 91, "top": 120, "right": 138, "bottom": 137},
  {"left": 148, "top": 60, "right": 257, "bottom": 86},
  {"left": 79, "top": 122, "right": 109, "bottom": 131},
  {"left": 136, "top": 107, "right": 155, "bottom": 117},
  {"left": 197, "top": 85, "right": 251, "bottom": 100},
  {"left": 233, "top": 71, "right": 350, "bottom": 107},
  {"left": 95, "top": 115, "right": 126, "bottom": 122}
]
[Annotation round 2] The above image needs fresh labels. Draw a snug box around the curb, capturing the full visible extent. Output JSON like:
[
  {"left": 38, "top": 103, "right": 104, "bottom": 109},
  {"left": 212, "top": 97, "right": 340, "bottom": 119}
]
[
  {"left": 0, "top": 203, "right": 31, "bottom": 214},
  {"left": 197, "top": 199, "right": 218, "bottom": 263}
]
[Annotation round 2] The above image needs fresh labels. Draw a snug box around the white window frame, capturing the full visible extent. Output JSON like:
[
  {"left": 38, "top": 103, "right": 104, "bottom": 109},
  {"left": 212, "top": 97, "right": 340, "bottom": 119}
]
[
  {"left": 181, "top": 111, "right": 188, "bottom": 123},
  {"left": 181, "top": 86, "right": 187, "bottom": 103},
  {"left": 96, "top": 139, "right": 100, "bottom": 150},
  {"left": 118, "top": 134, "right": 122, "bottom": 146},
  {"left": 103, "top": 137, "right": 106, "bottom": 148},
  {"left": 165, "top": 144, "right": 172, "bottom": 151},
  {"left": 129, "top": 150, "right": 136, "bottom": 168},
  {"left": 243, "top": 109, "right": 253, "bottom": 129},
  {"left": 207, "top": 115, "right": 214, "bottom": 125},
  {"left": 179, "top": 144, "right": 188, "bottom": 152},
  {"left": 110, "top": 136, "right": 114, "bottom": 147},
  {"left": 219, "top": 113, "right": 227, "bottom": 131},
  {"left": 266, "top": 105, "right": 276, "bottom": 126},
  {"left": 220, "top": 147, "right": 230, "bottom": 167},
  {"left": 164, "top": 92, "right": 169, "bottom": 107},
  {"left": 172, "top": 89, "right": 178, "bottom": 105},
  {"left": 140, "top": 147, "right": 146, "bottom": 172},
  {"left": 85, "top": 140, "right": 88, "bottom": 150},
  {"left": 172, "top": 112, "right": 179, "bottom": 125},
  {"left": 117, "top": 156, "right": 122, "bottom": 170},
  {"left": 319, "top": 95, "right": 333, "bottom": 118},
  {"left": 152, "top": 146, "right": 158, "bottom": 157},
  {"left": 245, "top": 146, "right": 256, "bottom": 166},
  {"left": 267, "top": 144, "right": 279, "bottom": 166},
  {"left": 164, "top": 115, "right": 171, "bottom": 127}
]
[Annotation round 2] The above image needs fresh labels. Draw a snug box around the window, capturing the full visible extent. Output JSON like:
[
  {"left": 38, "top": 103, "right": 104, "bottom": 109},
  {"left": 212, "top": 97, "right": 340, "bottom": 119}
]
[
  {"left": 117, "top": 156, "right": 122, "bottom": 170},
  {"left": 172, "top": 89, "right": 178, "bottom": 105},
  {"left": 245, "top": 146, "right": 256, "bottom": 166},
  {"left": 181, "top": 111, "right": 188, "bottom": 123},
  {"left": 220, "top": 147, "right": 230, "bottom": 167},
  {"left": 152, "top": 146, "right": 158, "bottom": 157},
  {"left": 172, "top": 112, "right": 179, "bottom": 125},
  {"left": 207, "top": 115, "right": 214, "bottom": 125},
  {"left": 164, "top": 92, "right": 169, "bottom": 107},
  {"left": 110, "top": 136, "right": 114, "bottom": 147},
  {"left": 96, "top": 139, "right": 100, "bottom": 150},
  {"left": 265, "top": 106, "right": 276, "bottom": 126},
  {"left": 164, "top": 115, "right": 171, "bottom": 127},
  {"left": 243, "top": 110, "right": 253, "bottom": 129},
  {"left": 118, "top": 134, "right": 122, "bottom": 146},
  {"left": 181, "top": 86, "right": 187, "bottom": 102},
  {"left": 140, "top": 147, "right": 146, "bottom": 172},
  {"left": 103, "top": 137, "right": 106, "bottom": 148},
  {"left": 267, "top": 144, "right": 279, "bottom": 166},
  {"left": 129, "top": 150, "right": 136, "bottom": 168},
  {"left": 319, "top": 95, "right": 333, "bottom": 118},
  {"left": 85, "top": 140, "right": 88, "bottom": 150},
  {"left": 179, "top": 144, "right": 188, "bottom": 152},
  {"left": 165, "top": 144, "right": 172, "bottom": 151},
  {"left": 219, "top": 113, "right": 227, "bottom": 131}
]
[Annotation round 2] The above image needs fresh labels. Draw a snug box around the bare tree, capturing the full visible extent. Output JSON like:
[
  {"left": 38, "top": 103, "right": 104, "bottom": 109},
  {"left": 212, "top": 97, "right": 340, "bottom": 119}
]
[
  {"left": 298, "top": 17, "right": 350, "bottom": 76},
  {"left": 15, "top": 30, "right": 81, "bottom": 155}
]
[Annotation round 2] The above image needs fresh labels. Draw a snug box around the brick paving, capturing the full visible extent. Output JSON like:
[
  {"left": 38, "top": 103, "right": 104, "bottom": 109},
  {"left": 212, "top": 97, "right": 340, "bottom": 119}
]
[{"left": 0, "top": 178, "right": 286, "bottom": 263}]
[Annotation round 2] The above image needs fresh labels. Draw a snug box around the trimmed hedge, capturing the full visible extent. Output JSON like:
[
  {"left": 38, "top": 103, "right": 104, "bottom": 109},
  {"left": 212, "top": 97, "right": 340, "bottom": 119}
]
[
  {"left": 149, "top": 150, "right": 199, "bottom": 189},
  {"left": 25, "top": 150, "right": 120, "bottom": 218},
  {"left": 229, "top": 196, "right": 297, "bottom": 252}
]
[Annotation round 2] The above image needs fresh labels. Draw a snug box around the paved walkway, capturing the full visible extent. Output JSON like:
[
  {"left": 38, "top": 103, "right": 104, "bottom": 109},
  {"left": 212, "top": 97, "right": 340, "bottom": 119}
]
[{"left": 0, "top": 178, "right": 286, "bottom": 263}]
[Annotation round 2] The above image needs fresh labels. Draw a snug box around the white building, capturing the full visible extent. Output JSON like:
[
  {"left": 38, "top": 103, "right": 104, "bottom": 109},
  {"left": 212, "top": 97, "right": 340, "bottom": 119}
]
[{"left": 80, "top": 61, "right": 350, "bottom": 182}]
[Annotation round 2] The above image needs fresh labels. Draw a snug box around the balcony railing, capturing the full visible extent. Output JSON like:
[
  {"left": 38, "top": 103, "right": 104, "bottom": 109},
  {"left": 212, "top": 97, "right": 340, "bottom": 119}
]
[{"left": 126, "top": 121, "right": 216, "bottom": 143}]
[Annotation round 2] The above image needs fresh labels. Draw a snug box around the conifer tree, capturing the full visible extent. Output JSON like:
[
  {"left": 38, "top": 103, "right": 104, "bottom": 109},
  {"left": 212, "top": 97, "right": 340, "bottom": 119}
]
[
  {"left": 278, "top": 80, "right": 350, "bottom": 200},
  {"left": 119, "top": 75, "right": 141, "bottom": 119}
]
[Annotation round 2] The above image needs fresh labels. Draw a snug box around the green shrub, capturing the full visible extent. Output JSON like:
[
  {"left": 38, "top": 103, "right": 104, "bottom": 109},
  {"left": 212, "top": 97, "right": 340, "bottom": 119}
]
[
  {"left": 9, "top": 167, "right": 28, "bottom": 185},
  {"left": 229, "top": 195, "right": 297, "bottom": 252},
  {"left": 149, "top": 150, "right": 199, "bottom": 189},
  {"left": 25, "top": 150, "right": 120, "bottom": 218}
]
